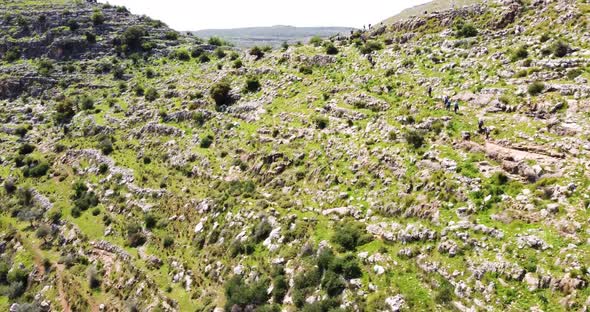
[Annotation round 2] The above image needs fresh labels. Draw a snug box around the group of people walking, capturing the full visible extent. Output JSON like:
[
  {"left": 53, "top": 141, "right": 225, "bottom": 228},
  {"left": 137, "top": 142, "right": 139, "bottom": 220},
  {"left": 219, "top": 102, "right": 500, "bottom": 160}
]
[{"left": 431, "top": 87, "right": 491, "bottom": 140}]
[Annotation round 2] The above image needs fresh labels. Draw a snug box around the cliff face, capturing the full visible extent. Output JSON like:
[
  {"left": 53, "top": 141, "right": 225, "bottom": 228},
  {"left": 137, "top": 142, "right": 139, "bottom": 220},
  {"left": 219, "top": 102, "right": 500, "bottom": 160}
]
[{"left": 1, "top": 0, "right": 590, "bottom": 311}]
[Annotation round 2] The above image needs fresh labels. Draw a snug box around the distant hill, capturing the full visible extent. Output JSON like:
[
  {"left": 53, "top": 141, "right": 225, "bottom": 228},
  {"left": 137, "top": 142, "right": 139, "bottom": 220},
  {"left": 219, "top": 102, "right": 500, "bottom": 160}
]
[
  {"left": 190, "top": 25, "right": 355, "bottom": 48},
  {"left": 382, "top": 0, "right": 482, "bottom": 24}
]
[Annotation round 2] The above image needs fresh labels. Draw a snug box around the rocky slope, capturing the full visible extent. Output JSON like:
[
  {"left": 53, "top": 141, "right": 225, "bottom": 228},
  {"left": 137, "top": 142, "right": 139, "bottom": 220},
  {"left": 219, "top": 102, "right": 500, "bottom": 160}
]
[{"left": 1, "top": 0, "right": 590, "bottom": 311}]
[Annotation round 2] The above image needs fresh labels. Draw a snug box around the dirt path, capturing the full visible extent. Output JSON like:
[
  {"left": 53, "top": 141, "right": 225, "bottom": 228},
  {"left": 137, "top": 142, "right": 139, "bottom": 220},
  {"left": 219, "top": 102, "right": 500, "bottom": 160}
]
[{"left": 55, "top": 264, "right": 72, "bottom": 312}]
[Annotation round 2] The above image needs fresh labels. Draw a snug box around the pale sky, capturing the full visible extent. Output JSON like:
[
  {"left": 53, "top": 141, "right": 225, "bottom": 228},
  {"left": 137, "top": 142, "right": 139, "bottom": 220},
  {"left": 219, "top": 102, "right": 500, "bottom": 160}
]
[{"left": 97, "top": 0, "right": 432, "bottom": 31}]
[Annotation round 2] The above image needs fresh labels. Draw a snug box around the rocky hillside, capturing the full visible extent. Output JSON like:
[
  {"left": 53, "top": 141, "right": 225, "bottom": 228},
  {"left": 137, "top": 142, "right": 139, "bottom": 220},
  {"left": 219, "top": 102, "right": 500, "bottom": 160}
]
[{"left": 1, "top": 0, "right": 590, "bottom": 311}]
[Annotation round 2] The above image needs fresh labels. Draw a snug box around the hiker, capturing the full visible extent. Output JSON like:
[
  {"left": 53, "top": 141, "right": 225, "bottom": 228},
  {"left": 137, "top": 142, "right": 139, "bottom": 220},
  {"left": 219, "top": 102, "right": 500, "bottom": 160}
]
[
  {"left": 428, "top": 86, "right": 432, "bottom": 98},
  {"left": 454, "top": 101, "right": 459, "bottom": 114},
  {"left": 484, "top": 127, "right": 491, "bottom": 140},
  {"left": 367, "top": 54, "right": 375, "bottom": 68},
  {"left": 478, "top": 119, "right": 484, "bottom": 132},
  {"left": 445, "top": 97, "right": 451, "bottom": 111}
]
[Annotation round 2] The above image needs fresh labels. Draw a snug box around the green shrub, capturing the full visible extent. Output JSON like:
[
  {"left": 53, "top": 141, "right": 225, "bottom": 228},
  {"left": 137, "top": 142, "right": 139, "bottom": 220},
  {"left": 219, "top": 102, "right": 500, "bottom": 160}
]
[
  {"left": 360, "top": 40, "right": 383, "bottom": 54},
  {"left": 210, "top": 81, "right": 232, "bottom": 108},
  {"left": 200, "top": 134, "right": 214, "bottom": 148},
  {"left": 172, "top": 48, "right": 190, "bottom": 61},
  {"left": 165, "top": 31, "right": 178, "bottom": 40},
  {"left": 313, "top": 116, "right": 328, "bottom": 129},
  {"left": 145, "top": 87, "right": 159, "bottom": 101},
  {"left": 126, "top": 223, "right": 146, "bottom": 247},
  {"left": 253, "top": 219, "right": 272, "bottom": 242},
  {"left": 567, "top": 68, "right": 582, "bottom": 80},
  {"left": 4, "top": 47, "right": 21, "bottom": 62},
  {"left": 18, "top": 143, "right": 35, "bottom": 155},
  {"left": 321, "top": 271, "right": 345, "bottom": 296},
  {"left": 330, "top": 254, "right": 362, "bottom": 279},
  {"left": 37, "top": 59, "right": 54, "bottom": 76},
  {"left": 244, "top": 76, "right": 261, "bottom": 93},
  {"left": 87, "top": 266, "right": 101, "bottom": 289},
  {"left": 208, "top": 36, "right": 225, "bottom": 46},
  {"left": 331, "top": 220, "right": 372, "bottom": 251},
  {"left": 309, "top": 36, "right": 323, "bottom": 47},
  {"left": 224, "top": 276, "right": 270, "bottom": 311},
  {"left": 404, "top": 129, "right": 425, "bottom": 149},
  {"left": 98, "top": 137, "right": 114, "bottom": 155},
  {"left": 511, "top": 46, "right": 528, "bottom": 62},
  {"left": 552, "top": 41, "right": 570, "bottom": 57},
  {"left": 23, "top": 160, "right": 50, "bottom": 178},
  {"left": 79, "top": 95, "right": 94, "bottom": 110},
  {"left": 435, "top": 279, "right": 454, "bottom": 304},
  {"left": 325, "top": 42, "right": 339, "bottom": 55},
  {"left": 121, "top": 26, "right": 146, "bottom": 51},
  {"left": 299, "top": 65, "right": 313, "bottom": 75},
  {"left": 190, "top": 47, "right": 204, "bottom": 58},
  {"left": 199, "top": 53, "right": 210, "bottom": 63},
  {"left": 163, "top": 236, "right": 174, "bottom": 248},
  {"left": 67, "top": 19, "right": 79, "bottom": 31},
  {"left": 272, "top": 274, "right": 288, "bottom": 303},
  {"left": 214, "top": 47, "right": 226, "bottom": 59},
  {"left": 455, "top": 22, "right": 478, "bottom": 38},
  {"left": 91, "top": 11, "right": 105, "bottom": 25},
  {"left": 249, "top": 46, "right": 264, "bottom": 60},
  {"left": 528, "top": 81, "right": 545, "bottom": 96},
  {"left": 232, "top": 59, "right": 243, "bottom": 69}
]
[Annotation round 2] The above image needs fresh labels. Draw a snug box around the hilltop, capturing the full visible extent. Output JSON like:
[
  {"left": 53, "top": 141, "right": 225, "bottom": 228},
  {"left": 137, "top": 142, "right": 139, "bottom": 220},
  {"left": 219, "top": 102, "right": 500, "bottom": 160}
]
[
  {"left": 382, "top": 0, "right": 482, "bottom": 24},
  {"left": 0, "top": 0, "right": 590, "bottom": 311}
]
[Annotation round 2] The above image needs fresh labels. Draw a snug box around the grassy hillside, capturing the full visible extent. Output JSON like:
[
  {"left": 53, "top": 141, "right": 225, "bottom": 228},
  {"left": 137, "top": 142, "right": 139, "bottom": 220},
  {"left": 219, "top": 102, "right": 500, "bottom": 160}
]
[{"left": 1, "top": 0, "right": 590, "bottom": 311}]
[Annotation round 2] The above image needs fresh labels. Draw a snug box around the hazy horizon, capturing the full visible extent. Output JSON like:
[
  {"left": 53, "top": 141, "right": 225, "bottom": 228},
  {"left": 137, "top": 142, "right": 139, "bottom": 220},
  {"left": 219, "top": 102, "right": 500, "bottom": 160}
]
[{"left": 97, "top": 0, "right": 432, "bottom": 31}]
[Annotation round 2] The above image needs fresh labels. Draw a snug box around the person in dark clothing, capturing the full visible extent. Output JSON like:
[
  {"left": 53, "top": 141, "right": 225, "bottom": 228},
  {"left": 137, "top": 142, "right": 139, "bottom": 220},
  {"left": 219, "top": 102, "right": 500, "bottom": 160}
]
[
  {"left": 478, "top": 119, "right": 484, "bottom": 132},
  {"left": 454, "top": 101, "right": 459, "bottom": 113},
  {"left": 428, "top": 86, "right": 432, "bottom": 98}
]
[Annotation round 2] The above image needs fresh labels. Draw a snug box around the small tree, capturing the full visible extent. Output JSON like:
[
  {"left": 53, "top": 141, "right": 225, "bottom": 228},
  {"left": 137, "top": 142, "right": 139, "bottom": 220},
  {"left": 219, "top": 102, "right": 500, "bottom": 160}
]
[
  {"left": 36, "top": 223, "right": 51, "bottom": 243},
  {"left": 404, "top": 129, "right": 425, "bottom": 149},
  {"left": 249, "top": 46, "right": 264, "bottom": 60},
  {"left": 210, "top": 80, "right": 232, "bottom": 108}
]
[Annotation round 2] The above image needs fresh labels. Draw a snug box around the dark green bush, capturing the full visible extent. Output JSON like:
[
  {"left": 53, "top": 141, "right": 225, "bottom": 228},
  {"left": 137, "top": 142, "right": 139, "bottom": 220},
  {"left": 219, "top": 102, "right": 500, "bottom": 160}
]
[
  {"left": 325, "top": 42, "right": 339, "bottom": 55},
  {"left": 224, "top": 275, "right": 270, "bottom": 311},
  {"left": 253, "top": 219, "right": 272, "bottom": 243},
  {"left": 126, "top": 223, "right": 146, "bottom": 247},
  {"left": 91, "top": 11, "right": 105, "bottom": 25},
  {"left": 249, "top": 46, "right": 264, "bottom": 60},
  {"left": 18, "top": 143, "right": 35, "bottom": 155},
  {"left": 455, "top": 22, "right": 478, "bottom": 38},
  {"left": 165, "top": 31, "right": 178, "bottom": 40},
  {"left": 210, "top": 81, "right": 232, "bottom": 108},
  {"left": 299, "top": 65, "right": 313, "bottom": 75},
  {"left": 97, "top": 137, "right": 113, "bottom": 155},
  {"left": 360, "top": 40, "right": 383, "bottom": 54},
  {"left": 313, "top": 116, "right": 328, "bottom": 129},
  {"left": 511, "top": 46, "right": 528, "bottom": 62},
  {"left": 244, "top": 76, "right": 261, "bottom": 93},
  {"left": 321, "top": 271, "right": 345, "bottom": 296},
  {"left": 404, "top": 129, "right": 425, "bottom": 149},
  {"left": 121, "top": 26, "right": 146, "bottom": 51},
  {"left": 552, "top": 41, "right": 570, "bottom": 58},
  {"left": 214, "top": 47, "right": 226, "bottom": 59},
  {"left": 200, "top": 134, "right": 214, "bottom": 148},
  {"left": 331, "top": 220, "right": 372, "bottom": 251},
  {"left": 4, "top": 47, "right": 21, "bottom": 62},
  {"left": 528, "top": 81, "right": 545, "bottom": 96},
  {"left": 145, "top": 87, "right": 159, "bottom": 101}
]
